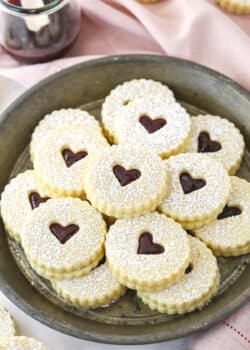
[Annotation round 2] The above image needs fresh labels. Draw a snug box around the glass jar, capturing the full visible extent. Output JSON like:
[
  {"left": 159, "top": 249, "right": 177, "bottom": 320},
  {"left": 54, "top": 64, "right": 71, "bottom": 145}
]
[{"left": 0, "top": 0, "right": 81, "bottom": 63}]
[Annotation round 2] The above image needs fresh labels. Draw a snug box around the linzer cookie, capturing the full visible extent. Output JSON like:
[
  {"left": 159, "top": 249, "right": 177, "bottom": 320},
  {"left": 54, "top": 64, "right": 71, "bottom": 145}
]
[
  {"left": 159, "top": 153, "right": 230, "bottom": 229},
  {"left": 193, "top": 177, "right": 250, "bottom": 257},
  {"left": 185, "top": 115, "right": 244, "bottom": 174},
  {"left": 217, "top": 0, "right": 250, "bottom": 13},
  {"left": 105, "top": 212, "right": 190, "bottom": 291},
  {"left": 34, "top": 125, "right": 109, "bottom": 197},
  {"left": 113, "top": 99, "right": 191, "bottom": 158},
  {"left": 51, "top": 262, "right": 126, "bottom": 308},
  {"left": 138, "top": 236, "right": 219, "bottom": 314},
  {"left": 102, "top": 79, "right": 175, "bottom": 142},
  {"left": 0, "top": 337, "right": 48, "bottom": 350},
  {"left": 84, "top": 145, "right": 169, "bottom": 218},
  {"left": 0, "top": 307, "right": 17, "bottom": 338},
  {"left": 21, "top": 198, "right": 106, "bottom": 280},
  {"left": 30, "top": 108, "right": 102, "bottom": 161},
  {"left": 0, "top": 170, "right": 51, "bottom": 242}
]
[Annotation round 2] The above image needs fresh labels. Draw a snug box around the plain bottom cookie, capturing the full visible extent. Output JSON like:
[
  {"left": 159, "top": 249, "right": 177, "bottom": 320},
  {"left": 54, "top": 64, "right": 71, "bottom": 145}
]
[
  {"left": 209, "top": 243, "right": 250, "bottom": 257},
  {"left": 138, "top": 237, "right": 219, "bottom": 314},
  {"left": 178, "top": 213, "right": 218, "bottom": 230},
  {"left": 0, "top": 337, "right": 47, "bottom": 349},
  {"left": 51, "top": 262, "right": 126, "bottom": 308},
  {"left": 30, "top": 256, "right": 100, "bottom": 280}
]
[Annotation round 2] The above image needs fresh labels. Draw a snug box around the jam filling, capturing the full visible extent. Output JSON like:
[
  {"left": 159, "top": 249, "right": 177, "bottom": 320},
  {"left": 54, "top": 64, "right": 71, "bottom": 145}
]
[
  {"left": 50, "top": 223, "right": 79, "bottom": 244},
  {"left": 217, "top": 205, "right": 241, "bottom": 220},
  {"left": 198, "top": 132, "right": 221, "bottom": 153},
  {"left": 137, "top": 232, "right": 164, "bottom": 255},
  {"left": 29, "top": 191, "right": 50, "bottom": 209},
  {"left": 113, "top": 165, "right": 141, "bottom": 186},
  {"left": 62, "top": 149, "right": 88, "bottom": 168},
  {"left": 180, "top": 172, "right": 206, "bottom": 194},
  {"left": 139, "top": 115, "right": 166, "bottom": 134}
]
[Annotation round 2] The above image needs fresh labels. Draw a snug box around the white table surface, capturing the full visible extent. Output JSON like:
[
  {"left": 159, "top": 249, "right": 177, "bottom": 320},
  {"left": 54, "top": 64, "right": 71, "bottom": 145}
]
[{"left": 0, "top": 76, "right": 189, "bottom": 349}]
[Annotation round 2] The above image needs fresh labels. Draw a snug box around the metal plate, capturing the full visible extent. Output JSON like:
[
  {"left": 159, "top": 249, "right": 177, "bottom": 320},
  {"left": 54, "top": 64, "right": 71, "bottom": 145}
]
[
  {"left": 0, "top": 75, "right": 24, "bottom": 114},
  {"left": 0, "top": 55, "right": 249, "bottom": 344}
]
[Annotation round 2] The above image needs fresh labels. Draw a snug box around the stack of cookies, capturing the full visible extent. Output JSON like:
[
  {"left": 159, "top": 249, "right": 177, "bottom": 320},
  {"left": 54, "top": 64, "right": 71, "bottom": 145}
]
[{"left": 1, "top": 79, "right": 249, "bottom": 315}]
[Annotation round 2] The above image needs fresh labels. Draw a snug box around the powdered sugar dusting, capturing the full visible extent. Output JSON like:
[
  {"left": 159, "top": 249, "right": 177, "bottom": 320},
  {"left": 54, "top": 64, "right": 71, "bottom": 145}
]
[
  {"left": 30, "top": 109, "right": 101, "bottom": 159},
  {"left": 52, "top": 263, "right": 124, "bottom": 301},
  {"left": 114, "top": 99, "right": 190, "bottom": 157},
  {"left": 139, "top": 237, "right": 218, "bottom": 305},
  {"left": 85, "top": 145, "right": 168, "bottom": 207},
  {"left": 0, "top": 170, "right": 50, "bottom": 241},
  {"left": 22, "top": 198, "right": 106, "bottom": 271},
  {"left": 159, "top": 153, "right": 230, "bottom": 220},
  {"left": 194, "top": 176, "right": 250, "bottom": 249},
  {"left": 34, "top": 125, "right": 109, "bottom": 195},
  {"left": 0, "top": 337, "right": 47, "bottom": 349},
  {"left": 185, "top": 115, "right": 244, "bottom": 173},
  {"left": 102, "top": 79, "right": 175, "bottom": 137},
  {"left": 106, "top": 212, "right": 190, "bottom": 283}
]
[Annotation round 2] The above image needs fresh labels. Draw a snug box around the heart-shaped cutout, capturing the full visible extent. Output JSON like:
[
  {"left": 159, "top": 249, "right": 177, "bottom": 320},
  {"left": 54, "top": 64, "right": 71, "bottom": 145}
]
[
  {"left": 113, "top": 165, "right": 141, "bottom": 186},
  {"left": 180, "top": 172, "right": 206, "bottom": 194},
  {"left": 50, "top": 223, "right": 79, "bottom": 244},
  {"left": 62, "top": 148, "right": 88, "bottom": 168},
  {"left": 217, "top": 205, "right": 241, "bottom": 220},
  {"left": 198, "top": 132, "right": 221, "bottom": 153},
  {"left": 139, "top": 115, "right": 166, "bottom": 134},
  {"left": 29, "top": 192, "right": 50, "bottom": 210},
  {"left": 137, "top": 232, "right": 164, "bottom": 255}
]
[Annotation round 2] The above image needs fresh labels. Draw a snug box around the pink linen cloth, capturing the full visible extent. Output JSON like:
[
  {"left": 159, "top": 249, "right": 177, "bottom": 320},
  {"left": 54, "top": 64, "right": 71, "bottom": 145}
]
[
  {"left": 0, "top": 0, "right": 249, "bottom": 349},
  {"left": 0, "top": 0, "right": 250, "bottom": 89}
]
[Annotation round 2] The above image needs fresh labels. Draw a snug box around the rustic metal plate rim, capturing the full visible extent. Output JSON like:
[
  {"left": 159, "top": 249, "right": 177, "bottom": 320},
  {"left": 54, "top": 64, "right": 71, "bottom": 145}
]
[{"left": 0, "top": 269, "right": 248, "bottom": 345}]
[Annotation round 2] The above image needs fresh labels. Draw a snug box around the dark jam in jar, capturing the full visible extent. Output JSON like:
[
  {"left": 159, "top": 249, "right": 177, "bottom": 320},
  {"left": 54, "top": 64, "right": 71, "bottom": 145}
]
[{"left": 1, "top": 0, "right": 81, "bottom": 63}]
